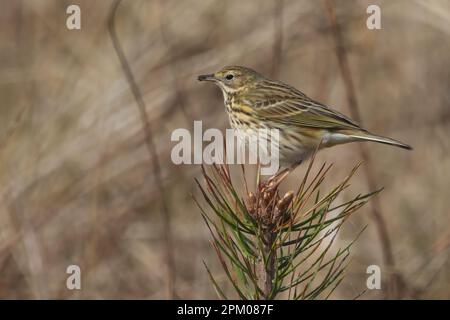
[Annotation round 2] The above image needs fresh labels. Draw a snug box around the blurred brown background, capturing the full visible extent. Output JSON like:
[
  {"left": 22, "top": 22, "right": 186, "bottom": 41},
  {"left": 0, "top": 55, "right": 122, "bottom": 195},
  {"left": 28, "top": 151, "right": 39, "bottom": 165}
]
[{"left": 0, "top": 0, "right": 449, "bottom": 299}]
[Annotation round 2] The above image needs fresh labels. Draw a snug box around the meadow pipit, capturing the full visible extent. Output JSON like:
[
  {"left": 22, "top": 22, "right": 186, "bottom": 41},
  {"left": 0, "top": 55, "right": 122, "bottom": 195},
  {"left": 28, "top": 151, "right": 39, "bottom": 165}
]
[{"left": 198, "top": 66, "right": 411, "bottom": 167}]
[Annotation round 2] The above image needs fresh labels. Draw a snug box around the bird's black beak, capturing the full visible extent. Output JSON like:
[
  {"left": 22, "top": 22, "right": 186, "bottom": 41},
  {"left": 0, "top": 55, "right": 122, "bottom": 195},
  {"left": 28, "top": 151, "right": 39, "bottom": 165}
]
[{"left": 198, "top": 74, "right": 215, "bottom": 82}]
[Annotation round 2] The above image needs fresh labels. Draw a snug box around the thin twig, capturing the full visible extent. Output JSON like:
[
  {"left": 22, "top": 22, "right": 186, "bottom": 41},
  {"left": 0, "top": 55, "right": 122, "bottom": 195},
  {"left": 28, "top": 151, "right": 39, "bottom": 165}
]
[
  {"left": 323, "top": 0, "right": 406, "bottom": 299},
  {"left": 271, "top": 0, "right": 284, "bottom": 78},
  {"left": 155, "top": 0, "right": 195, "bottom": 124},
  {"left": 107, "top": 0, "right": 176, "bottom": 299}
]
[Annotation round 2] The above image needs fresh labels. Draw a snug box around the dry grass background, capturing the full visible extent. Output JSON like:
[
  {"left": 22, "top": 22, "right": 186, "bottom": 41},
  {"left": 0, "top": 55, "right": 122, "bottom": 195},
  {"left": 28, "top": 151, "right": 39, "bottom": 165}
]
[{"left": 0, "top": 0, "right": 449, "bottom": 299}]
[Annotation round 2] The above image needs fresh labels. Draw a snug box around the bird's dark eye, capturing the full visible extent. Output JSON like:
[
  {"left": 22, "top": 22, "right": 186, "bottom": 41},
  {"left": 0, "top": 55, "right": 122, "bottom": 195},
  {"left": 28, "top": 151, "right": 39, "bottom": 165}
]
[{"left": 225, "top": 74, "right": 234, "bottom": 80}]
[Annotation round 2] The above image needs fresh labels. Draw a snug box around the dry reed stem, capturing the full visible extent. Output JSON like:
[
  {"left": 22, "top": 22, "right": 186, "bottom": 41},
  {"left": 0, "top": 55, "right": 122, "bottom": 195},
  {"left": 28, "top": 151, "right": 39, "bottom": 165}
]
[
  {"left": 323, "top": 0, "right": 406, "bottom": 298},
  {"left": 108, "top": 0, "right": 176, "bottom": 299}
]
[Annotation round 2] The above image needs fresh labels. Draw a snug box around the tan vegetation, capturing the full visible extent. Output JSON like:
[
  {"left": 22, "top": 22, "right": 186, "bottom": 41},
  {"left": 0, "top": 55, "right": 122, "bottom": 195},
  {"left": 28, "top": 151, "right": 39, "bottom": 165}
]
[{"left": 0, "top": 0, "right": 449, "bottom": 299}]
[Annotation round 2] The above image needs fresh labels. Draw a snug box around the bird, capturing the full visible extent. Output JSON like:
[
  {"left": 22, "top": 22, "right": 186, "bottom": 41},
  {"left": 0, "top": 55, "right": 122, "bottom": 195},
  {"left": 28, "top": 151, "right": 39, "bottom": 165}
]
[{"left": 198, "top": 66, "right": 411, "bottom": 168}]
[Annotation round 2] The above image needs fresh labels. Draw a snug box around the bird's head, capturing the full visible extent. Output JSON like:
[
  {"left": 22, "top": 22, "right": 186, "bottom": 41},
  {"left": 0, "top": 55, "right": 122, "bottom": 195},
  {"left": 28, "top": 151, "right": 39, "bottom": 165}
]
[{"left": 198, "top": 66, "right": 262, "bottom": 97}]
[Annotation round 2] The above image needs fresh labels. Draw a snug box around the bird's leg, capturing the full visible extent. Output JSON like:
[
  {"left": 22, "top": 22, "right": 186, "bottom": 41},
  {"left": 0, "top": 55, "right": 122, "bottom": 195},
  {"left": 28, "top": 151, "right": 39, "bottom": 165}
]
[
  {"left": 265, "top": 159, "right": 302, "bottom": 189},
  {"left": 288, "top": 160, "right": 302, "bottom": 172},
  {"left": 266, "top": 168, "right": 289, "bottom": 190}
]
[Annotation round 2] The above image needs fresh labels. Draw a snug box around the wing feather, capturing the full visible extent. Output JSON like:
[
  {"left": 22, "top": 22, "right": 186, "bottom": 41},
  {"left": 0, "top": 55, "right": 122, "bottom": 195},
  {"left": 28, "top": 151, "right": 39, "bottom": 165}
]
[{"left": 245, "top": 82, "right": 362, "bottom": 130}]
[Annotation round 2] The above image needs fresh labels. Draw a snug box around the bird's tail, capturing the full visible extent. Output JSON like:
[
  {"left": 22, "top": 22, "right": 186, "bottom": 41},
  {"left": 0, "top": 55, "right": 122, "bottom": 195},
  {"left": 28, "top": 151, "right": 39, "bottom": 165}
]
[{"left": 344, "top": 130, "right": 412, "bottom": 150}]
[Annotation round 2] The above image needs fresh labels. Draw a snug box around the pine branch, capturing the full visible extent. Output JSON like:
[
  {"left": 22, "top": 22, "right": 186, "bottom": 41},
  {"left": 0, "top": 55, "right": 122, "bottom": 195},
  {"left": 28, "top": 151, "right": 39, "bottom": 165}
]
[{"left": 196, "top": 156, "right": 381, "bottom": 300}]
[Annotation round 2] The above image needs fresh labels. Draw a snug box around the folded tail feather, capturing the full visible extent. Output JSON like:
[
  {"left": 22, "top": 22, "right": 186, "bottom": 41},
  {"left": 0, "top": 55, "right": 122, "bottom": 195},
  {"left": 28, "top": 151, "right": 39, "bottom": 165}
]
[{"left": 343, "top": 130, "right": 412, "bottom": 150}]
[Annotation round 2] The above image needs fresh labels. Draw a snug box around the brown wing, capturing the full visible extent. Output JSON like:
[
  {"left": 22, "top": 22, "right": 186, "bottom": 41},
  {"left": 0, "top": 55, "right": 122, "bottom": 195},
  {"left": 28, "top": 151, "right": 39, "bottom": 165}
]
[{"left": 246, "top": 80, "right": 363, "bottom": 131}]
